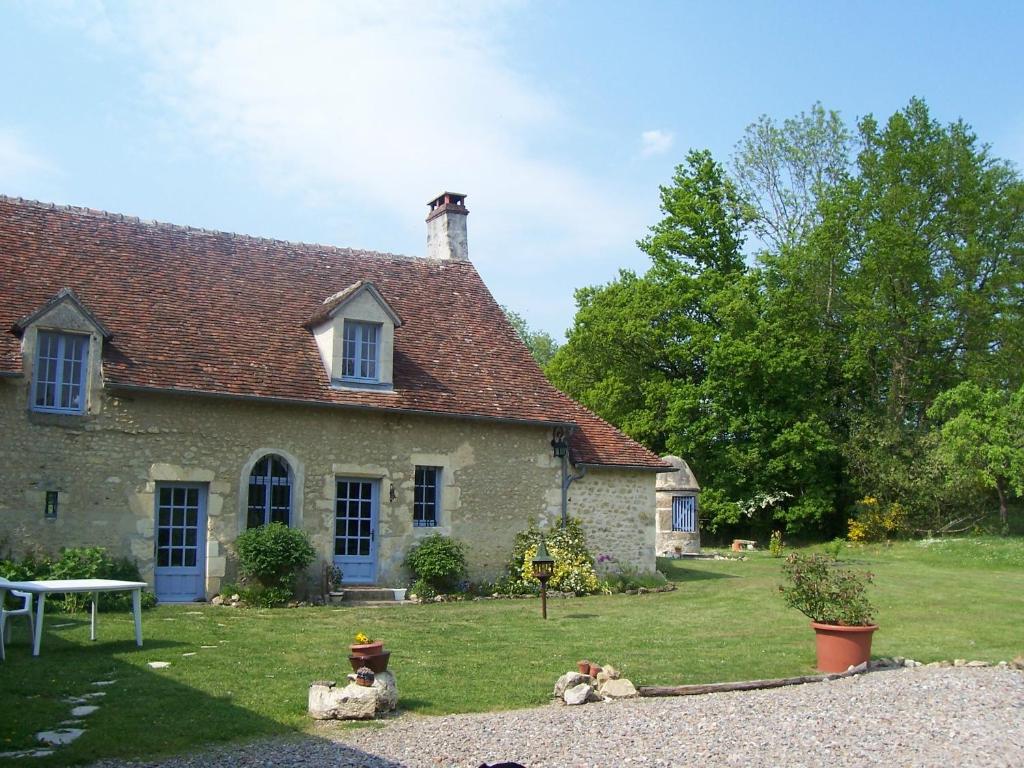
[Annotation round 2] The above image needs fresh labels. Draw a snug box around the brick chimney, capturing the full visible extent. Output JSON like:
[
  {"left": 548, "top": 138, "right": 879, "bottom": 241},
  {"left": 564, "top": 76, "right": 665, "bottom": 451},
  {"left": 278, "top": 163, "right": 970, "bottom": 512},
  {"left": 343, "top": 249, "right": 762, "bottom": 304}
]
[{"left": 426, "top": 192, "right": 469, "bottom": 261}]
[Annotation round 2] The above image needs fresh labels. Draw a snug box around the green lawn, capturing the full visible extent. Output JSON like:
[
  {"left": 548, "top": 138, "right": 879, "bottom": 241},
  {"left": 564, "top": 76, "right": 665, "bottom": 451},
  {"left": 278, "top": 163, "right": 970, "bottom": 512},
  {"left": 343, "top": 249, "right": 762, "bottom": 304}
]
[{"left": 2, "top": 537, "right": 1022, "bottom": 765}]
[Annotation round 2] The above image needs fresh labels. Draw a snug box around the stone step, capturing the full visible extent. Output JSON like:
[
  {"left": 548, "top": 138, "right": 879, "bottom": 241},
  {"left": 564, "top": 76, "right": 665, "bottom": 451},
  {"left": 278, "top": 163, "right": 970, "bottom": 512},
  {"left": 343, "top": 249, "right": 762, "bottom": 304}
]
[{"left": 329, "top": 587, "right": 407, "bottom": 604}]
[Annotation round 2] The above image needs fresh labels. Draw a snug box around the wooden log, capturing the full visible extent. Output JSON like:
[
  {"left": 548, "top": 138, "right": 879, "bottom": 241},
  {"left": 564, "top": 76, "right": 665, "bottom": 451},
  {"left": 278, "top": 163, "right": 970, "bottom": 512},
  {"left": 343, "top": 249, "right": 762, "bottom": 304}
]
[{"left": 637, "top": 665, "right": 866, "bottom": 698}]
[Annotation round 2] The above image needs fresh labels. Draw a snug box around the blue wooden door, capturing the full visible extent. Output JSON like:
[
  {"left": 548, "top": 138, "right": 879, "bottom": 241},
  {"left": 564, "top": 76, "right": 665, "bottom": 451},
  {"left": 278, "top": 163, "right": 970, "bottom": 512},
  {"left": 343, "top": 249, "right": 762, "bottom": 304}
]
[
  {"left": 334, "top": 479, "right": 379, "bottom": 584},
  {"left": 154, "top": 483, "right": 207, "bottom": 602}
]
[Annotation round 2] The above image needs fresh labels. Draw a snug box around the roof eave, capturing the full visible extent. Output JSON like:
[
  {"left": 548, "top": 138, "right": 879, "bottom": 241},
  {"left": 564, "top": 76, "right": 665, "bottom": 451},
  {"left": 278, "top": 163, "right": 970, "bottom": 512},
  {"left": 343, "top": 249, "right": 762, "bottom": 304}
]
[{"left": 574, "top": 461, "right": 676, "bottom": 473}]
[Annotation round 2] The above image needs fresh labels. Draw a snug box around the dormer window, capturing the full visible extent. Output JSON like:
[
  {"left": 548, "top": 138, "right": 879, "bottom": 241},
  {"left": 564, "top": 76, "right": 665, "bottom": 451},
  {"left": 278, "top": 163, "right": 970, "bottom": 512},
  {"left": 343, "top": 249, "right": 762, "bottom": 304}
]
[
  {"left": 15, "top": 288, "right": 111, "bottom": 417},
  {"left": 305, "top": 280, "right": 402, "bottom": 391},
  {"left": 342, "top": 320, "right": 381, "bottom": 382},
  {"left": 33, "top": 331, "right": 89, "bottom": 413}
]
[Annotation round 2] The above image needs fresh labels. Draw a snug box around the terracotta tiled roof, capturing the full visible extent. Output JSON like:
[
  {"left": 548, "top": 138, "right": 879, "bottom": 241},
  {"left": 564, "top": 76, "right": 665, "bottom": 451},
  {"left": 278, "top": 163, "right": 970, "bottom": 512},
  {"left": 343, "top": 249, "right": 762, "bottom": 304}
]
[{"left": 0, "top": 196, "right": 668, "bottom": 470}]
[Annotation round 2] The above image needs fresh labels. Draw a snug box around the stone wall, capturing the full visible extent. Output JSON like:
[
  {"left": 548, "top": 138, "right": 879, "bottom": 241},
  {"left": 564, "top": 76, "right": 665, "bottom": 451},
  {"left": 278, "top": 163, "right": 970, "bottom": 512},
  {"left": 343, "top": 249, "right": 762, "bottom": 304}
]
[
  {"left": 0, "top": 376, "right": 657, "bottom": 596},
  {"left": 568, "top": 468, "right": 657, "bottom": 574}
]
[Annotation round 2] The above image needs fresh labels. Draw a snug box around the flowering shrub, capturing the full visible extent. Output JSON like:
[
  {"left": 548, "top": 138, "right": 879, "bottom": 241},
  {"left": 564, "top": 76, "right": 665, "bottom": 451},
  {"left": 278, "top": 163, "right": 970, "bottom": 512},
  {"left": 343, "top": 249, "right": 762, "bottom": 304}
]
[
  {"left": 768, "top": 530, "right": 785, "bottom": 558},
  {"left": 519, "top": 543, "right": 600, "bottom": 595},
  {"left": 779, "top": 553, "right": 875, "bottom": 626},
  {"left": 847, "top": 497, "right": 907, "bottom": 542},
  {"left": 353, "top": 632, "right": 371, "bottom": 645},
  {"left": 508, "top": 518, "right": 601, "bottom": 596}
]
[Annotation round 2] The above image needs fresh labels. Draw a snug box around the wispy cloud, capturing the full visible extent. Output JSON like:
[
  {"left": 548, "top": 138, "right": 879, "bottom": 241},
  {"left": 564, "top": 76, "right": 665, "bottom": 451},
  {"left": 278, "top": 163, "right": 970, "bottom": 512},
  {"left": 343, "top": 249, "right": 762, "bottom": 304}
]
[
  {"left": 0, "top": 128, "right": 55, "bottom": 188},
  {"left": 640, "top": 129, "right": 674, "bottom": 157},
  {"left": 59, "top": 1, "right": 642, "bottom": 260}
]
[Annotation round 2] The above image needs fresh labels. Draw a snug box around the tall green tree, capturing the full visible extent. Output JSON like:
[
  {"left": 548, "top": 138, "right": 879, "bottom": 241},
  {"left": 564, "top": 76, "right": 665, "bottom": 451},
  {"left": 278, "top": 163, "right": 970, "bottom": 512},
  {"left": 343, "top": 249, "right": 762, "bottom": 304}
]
[
  {"left": 550, "top": 150, "right": 843, "bottom": 534},
  {"left": 831, "top": 98, "right": 1024, "bottom": 423}
]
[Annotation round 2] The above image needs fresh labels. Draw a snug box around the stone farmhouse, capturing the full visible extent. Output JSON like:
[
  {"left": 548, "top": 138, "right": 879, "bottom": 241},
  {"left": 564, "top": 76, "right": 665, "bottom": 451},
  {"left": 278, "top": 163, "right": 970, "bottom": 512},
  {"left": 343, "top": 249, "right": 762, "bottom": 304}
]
[{"left": 0, "top": 193, "right": 669, "bottom": 601}]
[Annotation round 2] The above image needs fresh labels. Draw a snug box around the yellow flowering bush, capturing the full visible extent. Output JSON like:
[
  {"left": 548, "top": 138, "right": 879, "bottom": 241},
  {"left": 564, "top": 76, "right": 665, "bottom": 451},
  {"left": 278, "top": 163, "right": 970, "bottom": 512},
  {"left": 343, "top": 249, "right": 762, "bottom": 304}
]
[
  {"left": 847, "top": 497, "right": 907, "bottom": 542},
  {"left": 509, "top": 518, "right": 601, "bottom": 595},
  {"left": 519, "top": 543, "right": 600, "bottom": 595}
]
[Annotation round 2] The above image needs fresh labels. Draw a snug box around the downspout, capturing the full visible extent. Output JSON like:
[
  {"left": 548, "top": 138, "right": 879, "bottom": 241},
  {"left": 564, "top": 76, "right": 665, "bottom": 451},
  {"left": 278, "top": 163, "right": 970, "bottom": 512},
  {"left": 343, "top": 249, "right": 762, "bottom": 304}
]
[{"left": 559, "top": 425, "right": 587, "bottom": 526}]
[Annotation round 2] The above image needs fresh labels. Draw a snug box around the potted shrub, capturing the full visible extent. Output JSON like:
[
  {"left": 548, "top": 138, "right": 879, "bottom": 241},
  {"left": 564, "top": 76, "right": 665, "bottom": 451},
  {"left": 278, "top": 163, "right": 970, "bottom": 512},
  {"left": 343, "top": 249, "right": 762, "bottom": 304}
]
[{"left": 779, "top": 553, "right": 878, "bottom": 673}]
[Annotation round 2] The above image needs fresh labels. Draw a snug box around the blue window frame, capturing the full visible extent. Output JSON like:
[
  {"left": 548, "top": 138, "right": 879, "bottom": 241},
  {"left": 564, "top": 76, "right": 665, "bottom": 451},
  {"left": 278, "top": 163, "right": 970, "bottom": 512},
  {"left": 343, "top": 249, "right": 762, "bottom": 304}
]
[
  {"left": 342, "top": 321, "right": 380, "bottom": 381},
  {"left": 672, "top": 496, "right": 697, "bottom": 532},
  {"left": 247, "top": 455, "right": 292, "bottom": 528},
  {"left": 33, "top": 331, "right": 89, "bottom": 413},
  {"left": 414, "top": 466, "right": 440, "bottom": 527}
]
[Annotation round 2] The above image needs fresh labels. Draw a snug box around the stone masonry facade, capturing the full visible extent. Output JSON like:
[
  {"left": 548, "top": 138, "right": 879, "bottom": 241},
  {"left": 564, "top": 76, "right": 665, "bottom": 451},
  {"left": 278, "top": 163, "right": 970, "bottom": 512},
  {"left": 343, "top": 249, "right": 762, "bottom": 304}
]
[{"left": 0, "top": 377, "right": 656, "bottom": 597}]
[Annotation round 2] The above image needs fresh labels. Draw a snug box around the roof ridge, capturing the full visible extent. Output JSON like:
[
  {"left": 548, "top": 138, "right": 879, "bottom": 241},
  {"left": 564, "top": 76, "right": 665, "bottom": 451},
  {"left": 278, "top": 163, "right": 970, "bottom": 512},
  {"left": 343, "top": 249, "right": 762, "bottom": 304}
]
[{"left": 0, "top": 193, "right": 454, "bottom": 265}]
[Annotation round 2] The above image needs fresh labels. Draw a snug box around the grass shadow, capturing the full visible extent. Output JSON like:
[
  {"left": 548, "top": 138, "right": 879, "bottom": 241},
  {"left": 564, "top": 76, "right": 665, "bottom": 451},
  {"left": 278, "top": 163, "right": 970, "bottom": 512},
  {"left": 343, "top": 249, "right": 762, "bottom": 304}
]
[
  {"left": 0, "top": 618, "right": 400, "bottom": 767},
  {"left": 660, "top": 567, "right": 739, "bottom": 583}
]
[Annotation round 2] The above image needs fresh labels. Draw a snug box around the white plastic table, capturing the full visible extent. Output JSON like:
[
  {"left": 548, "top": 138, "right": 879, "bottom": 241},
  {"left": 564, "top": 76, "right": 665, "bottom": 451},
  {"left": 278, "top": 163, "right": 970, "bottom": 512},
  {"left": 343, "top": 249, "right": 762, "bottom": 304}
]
[{"left": 0, "top": 579, "right": 147, "bottom": 657}]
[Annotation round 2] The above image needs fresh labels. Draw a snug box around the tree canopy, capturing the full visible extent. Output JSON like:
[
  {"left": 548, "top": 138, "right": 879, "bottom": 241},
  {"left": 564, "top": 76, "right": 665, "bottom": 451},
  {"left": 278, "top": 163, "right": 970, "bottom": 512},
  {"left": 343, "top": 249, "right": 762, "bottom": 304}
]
[{"left": 549, "top": 98, "right": 1024, "bottom": 538}]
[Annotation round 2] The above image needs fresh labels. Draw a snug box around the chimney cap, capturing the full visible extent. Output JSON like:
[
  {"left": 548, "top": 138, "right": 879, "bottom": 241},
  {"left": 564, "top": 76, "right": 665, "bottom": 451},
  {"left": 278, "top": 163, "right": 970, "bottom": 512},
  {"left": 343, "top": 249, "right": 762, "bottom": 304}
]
[{"left": 426, "top": 192, "right": 469, "bottom": 220}]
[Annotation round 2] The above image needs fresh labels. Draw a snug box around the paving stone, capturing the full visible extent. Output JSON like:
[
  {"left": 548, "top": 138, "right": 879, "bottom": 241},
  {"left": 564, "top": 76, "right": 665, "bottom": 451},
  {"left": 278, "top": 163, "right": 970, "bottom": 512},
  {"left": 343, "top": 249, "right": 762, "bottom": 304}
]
[
  {"left": 70, "top": 706, "right": 99, "bottom": 717},
  {"left": 147, "top": 661, "right": 171, "bottom": 669},
  {"left": 36, "top": 729, "right": 84, "bottom": 746}
]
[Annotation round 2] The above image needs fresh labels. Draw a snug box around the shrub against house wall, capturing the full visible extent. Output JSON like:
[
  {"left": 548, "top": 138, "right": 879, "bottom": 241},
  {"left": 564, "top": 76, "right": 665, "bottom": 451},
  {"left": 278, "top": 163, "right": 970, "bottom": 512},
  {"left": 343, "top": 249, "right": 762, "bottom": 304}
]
[{"left": 1, "top": 379, "right": 656, "bottom": 594}]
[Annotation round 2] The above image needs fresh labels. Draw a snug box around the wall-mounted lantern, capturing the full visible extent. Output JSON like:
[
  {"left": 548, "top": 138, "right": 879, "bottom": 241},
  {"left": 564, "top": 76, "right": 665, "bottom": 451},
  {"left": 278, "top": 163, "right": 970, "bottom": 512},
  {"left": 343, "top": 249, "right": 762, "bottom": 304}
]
[
  {"left": 550, "top": 427, "right": 568, "bottom": 459},
  {"left": 44, "top": 490, "right": 59, "bottom": 519}
]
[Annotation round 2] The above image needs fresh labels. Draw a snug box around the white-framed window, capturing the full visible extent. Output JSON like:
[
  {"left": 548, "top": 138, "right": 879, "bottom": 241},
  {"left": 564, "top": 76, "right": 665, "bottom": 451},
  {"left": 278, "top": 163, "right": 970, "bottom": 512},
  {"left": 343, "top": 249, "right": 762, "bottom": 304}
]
[
  {"left": 672, "top": 496, "right": 697, "bottom": 532},
  {"left": 33, "top": 331, "right": 89, "bottom": 414},
  {"left": 247, "top": 454, "right": 292, "bottom": 528},
  {"left": 414, "top": 466, "right": 440, "bottom": 527},
  {"left": 342, "top": 321, "right": 380, "bottom": 381}
]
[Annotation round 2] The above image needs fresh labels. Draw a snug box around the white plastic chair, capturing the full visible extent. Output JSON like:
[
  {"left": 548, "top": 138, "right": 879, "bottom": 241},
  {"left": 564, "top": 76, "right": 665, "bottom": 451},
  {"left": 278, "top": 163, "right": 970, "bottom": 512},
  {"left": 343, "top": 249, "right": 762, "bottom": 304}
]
[{"left": 0, "top": 577, "right": 35, "bottom": 661}]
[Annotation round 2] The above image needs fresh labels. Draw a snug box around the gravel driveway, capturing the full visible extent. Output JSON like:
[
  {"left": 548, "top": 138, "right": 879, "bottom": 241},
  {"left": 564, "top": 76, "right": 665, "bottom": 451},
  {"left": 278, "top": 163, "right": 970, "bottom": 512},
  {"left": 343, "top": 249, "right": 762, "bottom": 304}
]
[{"left": 97, "top": 667, "right": 1023, "bottom": 767}]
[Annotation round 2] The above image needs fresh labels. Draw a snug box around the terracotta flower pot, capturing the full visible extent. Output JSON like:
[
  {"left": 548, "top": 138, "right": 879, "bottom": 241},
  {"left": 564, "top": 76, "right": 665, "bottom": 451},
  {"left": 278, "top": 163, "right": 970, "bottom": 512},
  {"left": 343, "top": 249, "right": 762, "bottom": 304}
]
[
  {"left": 811, "top": 622, "right": 879, "bottom": 673},
  {"left": 350, "top": 641, "right": 384, "bottom": 657},
  {"left": 588, "top": 663, "right": 602, "bottom": 678},
  {"left": 577, "top": 660, "right": 591, "bottom": 675},
  {"left": 349, "top": 650, "right": 391, "bottom": 674}
]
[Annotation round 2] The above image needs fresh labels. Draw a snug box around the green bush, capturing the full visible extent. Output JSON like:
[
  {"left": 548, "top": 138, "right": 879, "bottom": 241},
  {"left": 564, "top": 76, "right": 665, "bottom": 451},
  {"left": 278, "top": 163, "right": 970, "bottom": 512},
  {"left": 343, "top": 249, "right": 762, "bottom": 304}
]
[
  {"left": 600, "top": 562, "right": 668, "bottom": 593},
  {"left": 404, "top": 534, "right": 467, "bottom": 593},
  {"left": 242, "top": 585, "right": 293, "bottom": 608},
  {"left": 822, "top": 537, "right": 845, "bottom": 559},
  {"left": 490, "top": 576, "right": 537, "bottom": 596},
  {"left": 779, "top": 553, "right": 875, "bottom": 626},
  {"left": 1, "top": 546, "right": 155, "bottom": 612},
  {"left": 235, "top": 523, "right": 316, "bottom": 593},
  {"left": 409, "top": 577, "right": 437, "bottom": 601}
]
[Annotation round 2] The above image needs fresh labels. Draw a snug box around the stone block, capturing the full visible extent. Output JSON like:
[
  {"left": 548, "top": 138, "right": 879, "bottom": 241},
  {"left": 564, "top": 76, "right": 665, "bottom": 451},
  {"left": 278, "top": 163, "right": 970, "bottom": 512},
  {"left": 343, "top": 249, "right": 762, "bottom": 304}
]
[
  {"left": 599, "top": 678, "right": 638, "bottom": 699},
  {"left": 563, "top": 683, "right": 592, "bottom": 706},
  {"left": 308, "top": 671, "right": 398, "bottom": 720},
  {"left": 553, "top": 671, "right": 591, "bottom": 698}
]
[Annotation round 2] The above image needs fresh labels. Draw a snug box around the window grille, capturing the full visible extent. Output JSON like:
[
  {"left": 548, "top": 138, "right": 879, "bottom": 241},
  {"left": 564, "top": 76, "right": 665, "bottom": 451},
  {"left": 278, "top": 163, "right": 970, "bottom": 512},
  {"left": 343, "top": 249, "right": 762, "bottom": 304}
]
[
  {"left": 672, "top": 496, "right": 696, "bottom": 532},
  {"left": 414, "top": 466, "right": 440, "bottom": 527},
  {"left": 247, "top": 455, "right": 292, "bottom": 528}
]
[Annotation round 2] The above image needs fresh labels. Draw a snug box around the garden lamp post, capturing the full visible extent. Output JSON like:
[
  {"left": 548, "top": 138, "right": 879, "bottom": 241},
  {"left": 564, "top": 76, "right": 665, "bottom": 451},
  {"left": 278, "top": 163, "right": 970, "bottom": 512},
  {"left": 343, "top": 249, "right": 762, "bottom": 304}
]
[{"left": 531, "top": 536, "right": 555, "bottom": 619}]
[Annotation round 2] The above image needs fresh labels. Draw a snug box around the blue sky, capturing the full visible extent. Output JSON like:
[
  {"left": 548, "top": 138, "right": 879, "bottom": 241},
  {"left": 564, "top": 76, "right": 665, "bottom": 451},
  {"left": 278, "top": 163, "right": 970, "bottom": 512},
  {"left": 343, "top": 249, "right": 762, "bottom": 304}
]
[{"left": 2, "top": 1, "right": 1022, "bottom": 337}]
